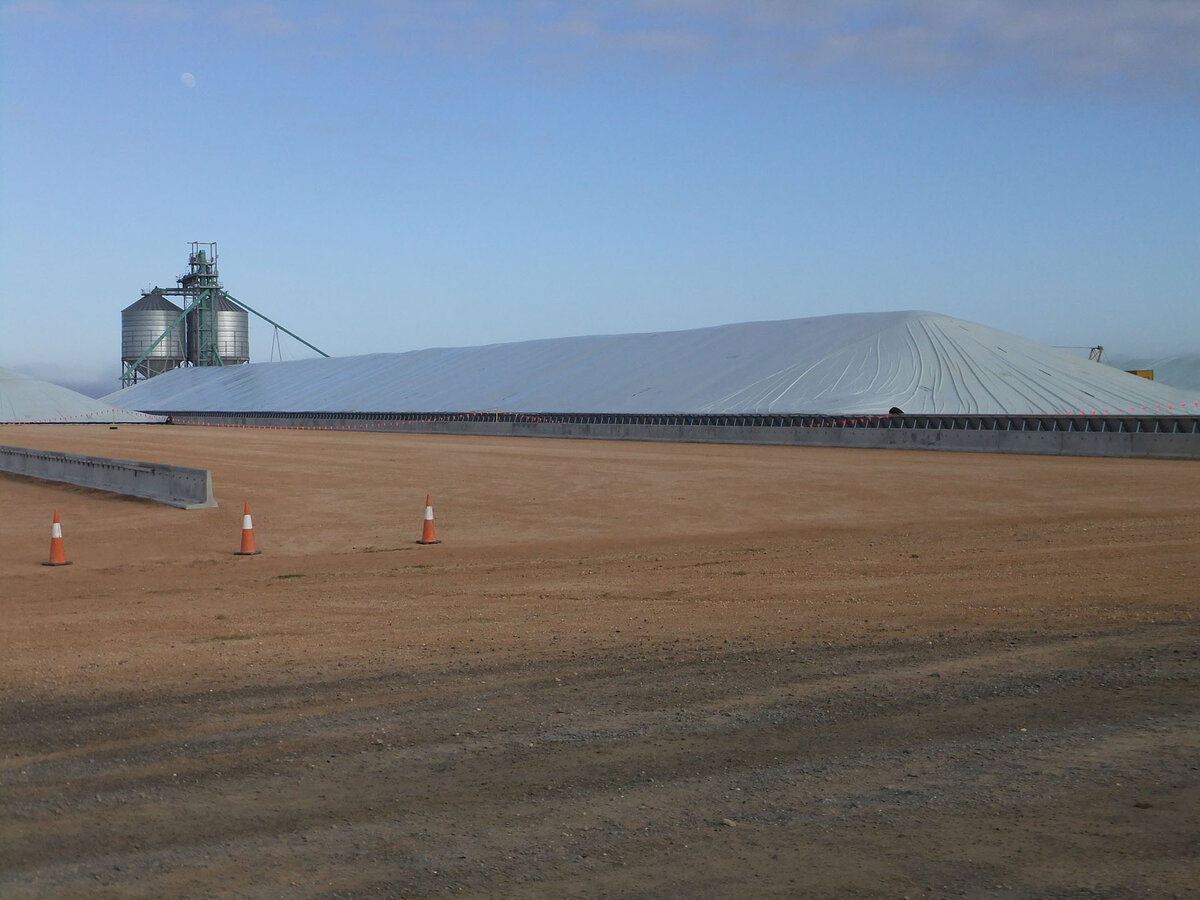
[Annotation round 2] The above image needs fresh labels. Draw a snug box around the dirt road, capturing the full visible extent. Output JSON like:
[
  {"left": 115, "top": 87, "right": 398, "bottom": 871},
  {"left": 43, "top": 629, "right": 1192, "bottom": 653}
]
[{"left": 1, "top": 426, "right": 1197, "bottom": 897}]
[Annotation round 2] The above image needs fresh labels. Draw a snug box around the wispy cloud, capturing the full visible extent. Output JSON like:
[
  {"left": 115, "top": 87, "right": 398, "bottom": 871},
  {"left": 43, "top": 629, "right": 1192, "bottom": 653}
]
[
  {"left": 6, "top": 0, "right": 1197, "bottom": 95},
  {"left": 706, "top": 0, "right": 1200, "bottom": 92},
  {"left": 0, "top": 0, "right": 189, "bottom": 26},
  {"left": 218, "top": 2, "right": 298, "bottom": 36},
  {"left": 359, "top": 0, "right": 1200, "bottom": 95}
]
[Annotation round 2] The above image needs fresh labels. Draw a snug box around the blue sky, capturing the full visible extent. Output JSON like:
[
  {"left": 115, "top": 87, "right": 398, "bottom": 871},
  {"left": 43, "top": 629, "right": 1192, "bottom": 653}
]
[{"left": 2, "top": 0, "right": 1198, "bottom": 396}]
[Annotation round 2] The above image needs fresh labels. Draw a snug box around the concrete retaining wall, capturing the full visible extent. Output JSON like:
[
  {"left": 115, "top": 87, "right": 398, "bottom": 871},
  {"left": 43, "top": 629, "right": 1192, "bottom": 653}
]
[
  {"left": 508, "top": 421, "right": 1198, "bottom": 458},
  {"left": 163, "top": 414, "right": 1200, "bottom": 460},
  {"left": 0, "top": 445, "right": 217, "bottom": 509}
]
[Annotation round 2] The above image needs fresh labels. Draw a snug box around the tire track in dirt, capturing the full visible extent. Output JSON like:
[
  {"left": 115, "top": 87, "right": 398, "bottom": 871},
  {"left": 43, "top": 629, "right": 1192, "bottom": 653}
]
[{"left": 3, "top": 624, "right": 1197, "bottom": 897}]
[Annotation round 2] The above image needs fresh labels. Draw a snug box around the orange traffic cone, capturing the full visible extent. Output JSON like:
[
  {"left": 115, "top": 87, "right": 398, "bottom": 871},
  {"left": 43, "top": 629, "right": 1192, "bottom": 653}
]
[
  {"left": 417, "top": 494, "right": 441, "bottom": 544},
  {"left": 43, "top": 510, "right": 72, "bottom": 566},
  {"left": 235, "top": 501, "right": 261, "bottom": 555}
]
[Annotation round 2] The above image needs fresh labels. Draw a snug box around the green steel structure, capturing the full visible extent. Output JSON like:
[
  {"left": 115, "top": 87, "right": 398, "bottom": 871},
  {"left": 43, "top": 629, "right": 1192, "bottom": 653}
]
[{"left": 121, "top": 243, "right": 328, "bottom": 388}]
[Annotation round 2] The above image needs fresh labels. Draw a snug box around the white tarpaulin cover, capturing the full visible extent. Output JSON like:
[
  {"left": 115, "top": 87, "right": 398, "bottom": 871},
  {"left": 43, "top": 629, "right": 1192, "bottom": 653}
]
[
  {"left": 1, "top": 368, "right": 165, "bottom": 424},
  {"left": 102, "top": 311, "right": 1197, "bottom": 416}
]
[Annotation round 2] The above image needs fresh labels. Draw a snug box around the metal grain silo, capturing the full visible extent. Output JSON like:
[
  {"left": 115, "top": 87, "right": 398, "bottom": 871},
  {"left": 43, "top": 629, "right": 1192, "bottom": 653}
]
[
  {"left": 121, "top": 289, "right": 185, "bottom": 382},
  {"left": 186, "top": 294, "right": 249, "bottom": 366}
]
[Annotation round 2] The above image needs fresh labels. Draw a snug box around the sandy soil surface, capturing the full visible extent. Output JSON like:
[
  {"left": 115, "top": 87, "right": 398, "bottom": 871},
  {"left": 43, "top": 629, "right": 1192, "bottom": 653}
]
[{"left": 1, "top": 425, "right": 1197, "bottom": 898}]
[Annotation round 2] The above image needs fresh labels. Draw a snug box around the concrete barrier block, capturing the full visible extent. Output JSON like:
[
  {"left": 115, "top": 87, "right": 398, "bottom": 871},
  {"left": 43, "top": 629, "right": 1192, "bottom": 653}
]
[{"left": 0, "top": 446, "right": 217, "bottom": 509}]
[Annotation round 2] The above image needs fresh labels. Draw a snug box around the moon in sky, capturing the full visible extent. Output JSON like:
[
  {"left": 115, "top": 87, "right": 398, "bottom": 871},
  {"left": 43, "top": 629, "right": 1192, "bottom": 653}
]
[{"left": 180, "top": 72, "right": 196, "bottom": 88}]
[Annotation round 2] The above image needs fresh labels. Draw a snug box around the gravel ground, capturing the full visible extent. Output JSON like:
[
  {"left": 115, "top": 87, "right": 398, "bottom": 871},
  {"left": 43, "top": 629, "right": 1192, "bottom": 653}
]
[{"left": 1, "top": 426, "right": 1197, "bottom": 898}]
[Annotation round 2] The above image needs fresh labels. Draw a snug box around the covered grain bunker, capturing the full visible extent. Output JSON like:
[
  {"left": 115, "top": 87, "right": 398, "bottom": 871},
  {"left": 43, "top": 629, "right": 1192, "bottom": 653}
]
[
  {"left": 103, "top": 311, "right": 1200, "bottom": 418},
  {"left": 1, "top": 367, "right": 165, "bottom": 424}
]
